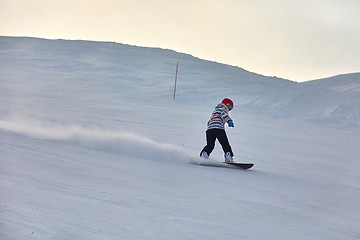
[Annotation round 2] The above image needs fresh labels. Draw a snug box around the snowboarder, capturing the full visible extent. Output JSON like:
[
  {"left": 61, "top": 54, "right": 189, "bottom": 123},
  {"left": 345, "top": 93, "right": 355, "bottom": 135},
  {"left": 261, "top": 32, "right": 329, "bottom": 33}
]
[{"left": 200, "top": 98, "right": 235, "bottom": 163}]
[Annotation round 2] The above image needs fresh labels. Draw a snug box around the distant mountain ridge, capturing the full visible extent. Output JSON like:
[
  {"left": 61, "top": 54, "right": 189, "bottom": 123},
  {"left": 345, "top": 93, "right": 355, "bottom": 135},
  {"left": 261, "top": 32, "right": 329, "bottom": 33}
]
[
  {"left": 304, "top": 72, "right": 360, "bottom": 92},
  {"left": 1, "top": 36, "right": 359, "bottom": 128}
]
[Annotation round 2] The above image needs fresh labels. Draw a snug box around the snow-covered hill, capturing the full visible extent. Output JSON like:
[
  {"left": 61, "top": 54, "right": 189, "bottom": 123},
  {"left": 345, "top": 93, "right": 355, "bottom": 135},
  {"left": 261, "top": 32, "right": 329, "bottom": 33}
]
[
  {"left": 1, "top": 36, "right": 359, "bottom": 128},
  {"left": 304, "top": 72, "right": 360, "bottom": 92},
  {"left": 1, "top": 36, "right": 360, "bottom": 240}
]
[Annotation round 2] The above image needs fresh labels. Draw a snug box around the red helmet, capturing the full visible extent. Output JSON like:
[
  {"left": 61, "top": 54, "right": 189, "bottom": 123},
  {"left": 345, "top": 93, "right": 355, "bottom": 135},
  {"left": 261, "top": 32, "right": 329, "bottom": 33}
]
[{"left": 222, "top": 98, "right": 234, "bottom": 110}]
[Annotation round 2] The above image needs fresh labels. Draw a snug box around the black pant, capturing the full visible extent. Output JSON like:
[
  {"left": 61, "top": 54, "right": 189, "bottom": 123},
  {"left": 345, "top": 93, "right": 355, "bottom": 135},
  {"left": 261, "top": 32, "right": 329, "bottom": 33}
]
[{"left": 201, "top": 129, "right": 234, "bottom": 157}]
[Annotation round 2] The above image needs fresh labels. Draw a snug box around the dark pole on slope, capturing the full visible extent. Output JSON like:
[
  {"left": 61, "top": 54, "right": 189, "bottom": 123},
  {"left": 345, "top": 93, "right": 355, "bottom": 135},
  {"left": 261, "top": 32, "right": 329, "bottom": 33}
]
[{"left": 173, "top": 61, "right": 179, "bottom": 100}]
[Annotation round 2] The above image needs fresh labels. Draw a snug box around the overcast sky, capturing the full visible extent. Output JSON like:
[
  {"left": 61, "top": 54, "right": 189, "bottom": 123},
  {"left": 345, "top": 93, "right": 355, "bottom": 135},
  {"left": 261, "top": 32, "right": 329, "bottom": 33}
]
[{"left": 1, "top": 0, "right": 359, "bottom": 82}]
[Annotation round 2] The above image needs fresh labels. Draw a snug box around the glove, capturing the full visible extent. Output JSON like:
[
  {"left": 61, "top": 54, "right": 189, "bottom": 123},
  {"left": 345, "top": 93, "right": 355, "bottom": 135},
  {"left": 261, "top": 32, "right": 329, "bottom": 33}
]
[{"left": 228, "top": 120, "right": 234, "bottom": 127}]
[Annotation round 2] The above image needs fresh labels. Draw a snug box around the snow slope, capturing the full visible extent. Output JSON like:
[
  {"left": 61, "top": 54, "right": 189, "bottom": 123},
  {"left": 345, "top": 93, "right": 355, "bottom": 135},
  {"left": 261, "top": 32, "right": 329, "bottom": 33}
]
[
  {"left": 301, "top": 73, "right": 360, "bottom": 127},
  {"left": 1, "top": 36, "right": 359, "bottom": 128},
  {"left": 1, "top": 36, "right": 360, "bottom": 239},
  {"left": 304, "top": 72, "right": 360, "bottom": 92}
]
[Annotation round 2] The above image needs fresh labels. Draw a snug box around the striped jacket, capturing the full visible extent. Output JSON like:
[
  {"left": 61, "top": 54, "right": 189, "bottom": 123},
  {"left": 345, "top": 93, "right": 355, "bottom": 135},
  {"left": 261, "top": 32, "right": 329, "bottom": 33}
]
[{"left": 207, "top": 103, "right": 232, "bottom": 130}]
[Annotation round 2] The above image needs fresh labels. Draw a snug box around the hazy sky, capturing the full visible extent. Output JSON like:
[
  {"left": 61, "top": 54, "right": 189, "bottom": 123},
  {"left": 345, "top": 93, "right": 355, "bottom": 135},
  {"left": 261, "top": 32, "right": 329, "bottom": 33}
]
[{"left": 1, "top": 0, "right": 359, "bottom": 82}]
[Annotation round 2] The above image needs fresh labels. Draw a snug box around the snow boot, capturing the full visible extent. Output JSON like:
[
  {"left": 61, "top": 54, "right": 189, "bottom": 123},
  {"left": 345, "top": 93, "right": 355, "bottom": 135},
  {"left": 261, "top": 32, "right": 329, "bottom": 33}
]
[
  {"left": 225, "top": 152, "right": 233, "bottom": 163},
  {"left": 200, "top": 151, "right": 209, "bottom": 159}
]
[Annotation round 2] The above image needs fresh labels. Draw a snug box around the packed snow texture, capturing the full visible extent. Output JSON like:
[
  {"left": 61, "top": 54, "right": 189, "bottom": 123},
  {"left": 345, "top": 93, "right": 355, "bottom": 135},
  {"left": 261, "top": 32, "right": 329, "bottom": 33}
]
[{"left": 1, "top": 37, "right": 360, "bottom": 240}]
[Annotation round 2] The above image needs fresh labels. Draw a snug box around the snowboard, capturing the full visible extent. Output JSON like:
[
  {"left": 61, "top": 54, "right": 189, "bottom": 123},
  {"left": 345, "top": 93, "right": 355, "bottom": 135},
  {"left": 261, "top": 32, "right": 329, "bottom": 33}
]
[{"left": 223, "top": 162, "right": 254, "bottom": 170}]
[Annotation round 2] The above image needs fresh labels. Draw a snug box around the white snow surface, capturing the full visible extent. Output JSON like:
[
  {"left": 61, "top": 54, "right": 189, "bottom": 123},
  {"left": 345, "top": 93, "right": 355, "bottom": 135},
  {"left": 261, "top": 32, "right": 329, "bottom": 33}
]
[{"left": 1, "top": 36, "right": 360, "bottom": 239}]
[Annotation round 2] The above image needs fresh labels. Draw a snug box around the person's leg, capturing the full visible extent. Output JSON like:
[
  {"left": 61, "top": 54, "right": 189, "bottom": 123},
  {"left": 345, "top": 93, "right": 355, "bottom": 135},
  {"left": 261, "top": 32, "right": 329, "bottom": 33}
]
[
  {"left": 216, "top": 129, "right": 234, "bottom": 157},
  {"left": 200, "top": 129, "right": 217, "bottom": 157}
]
